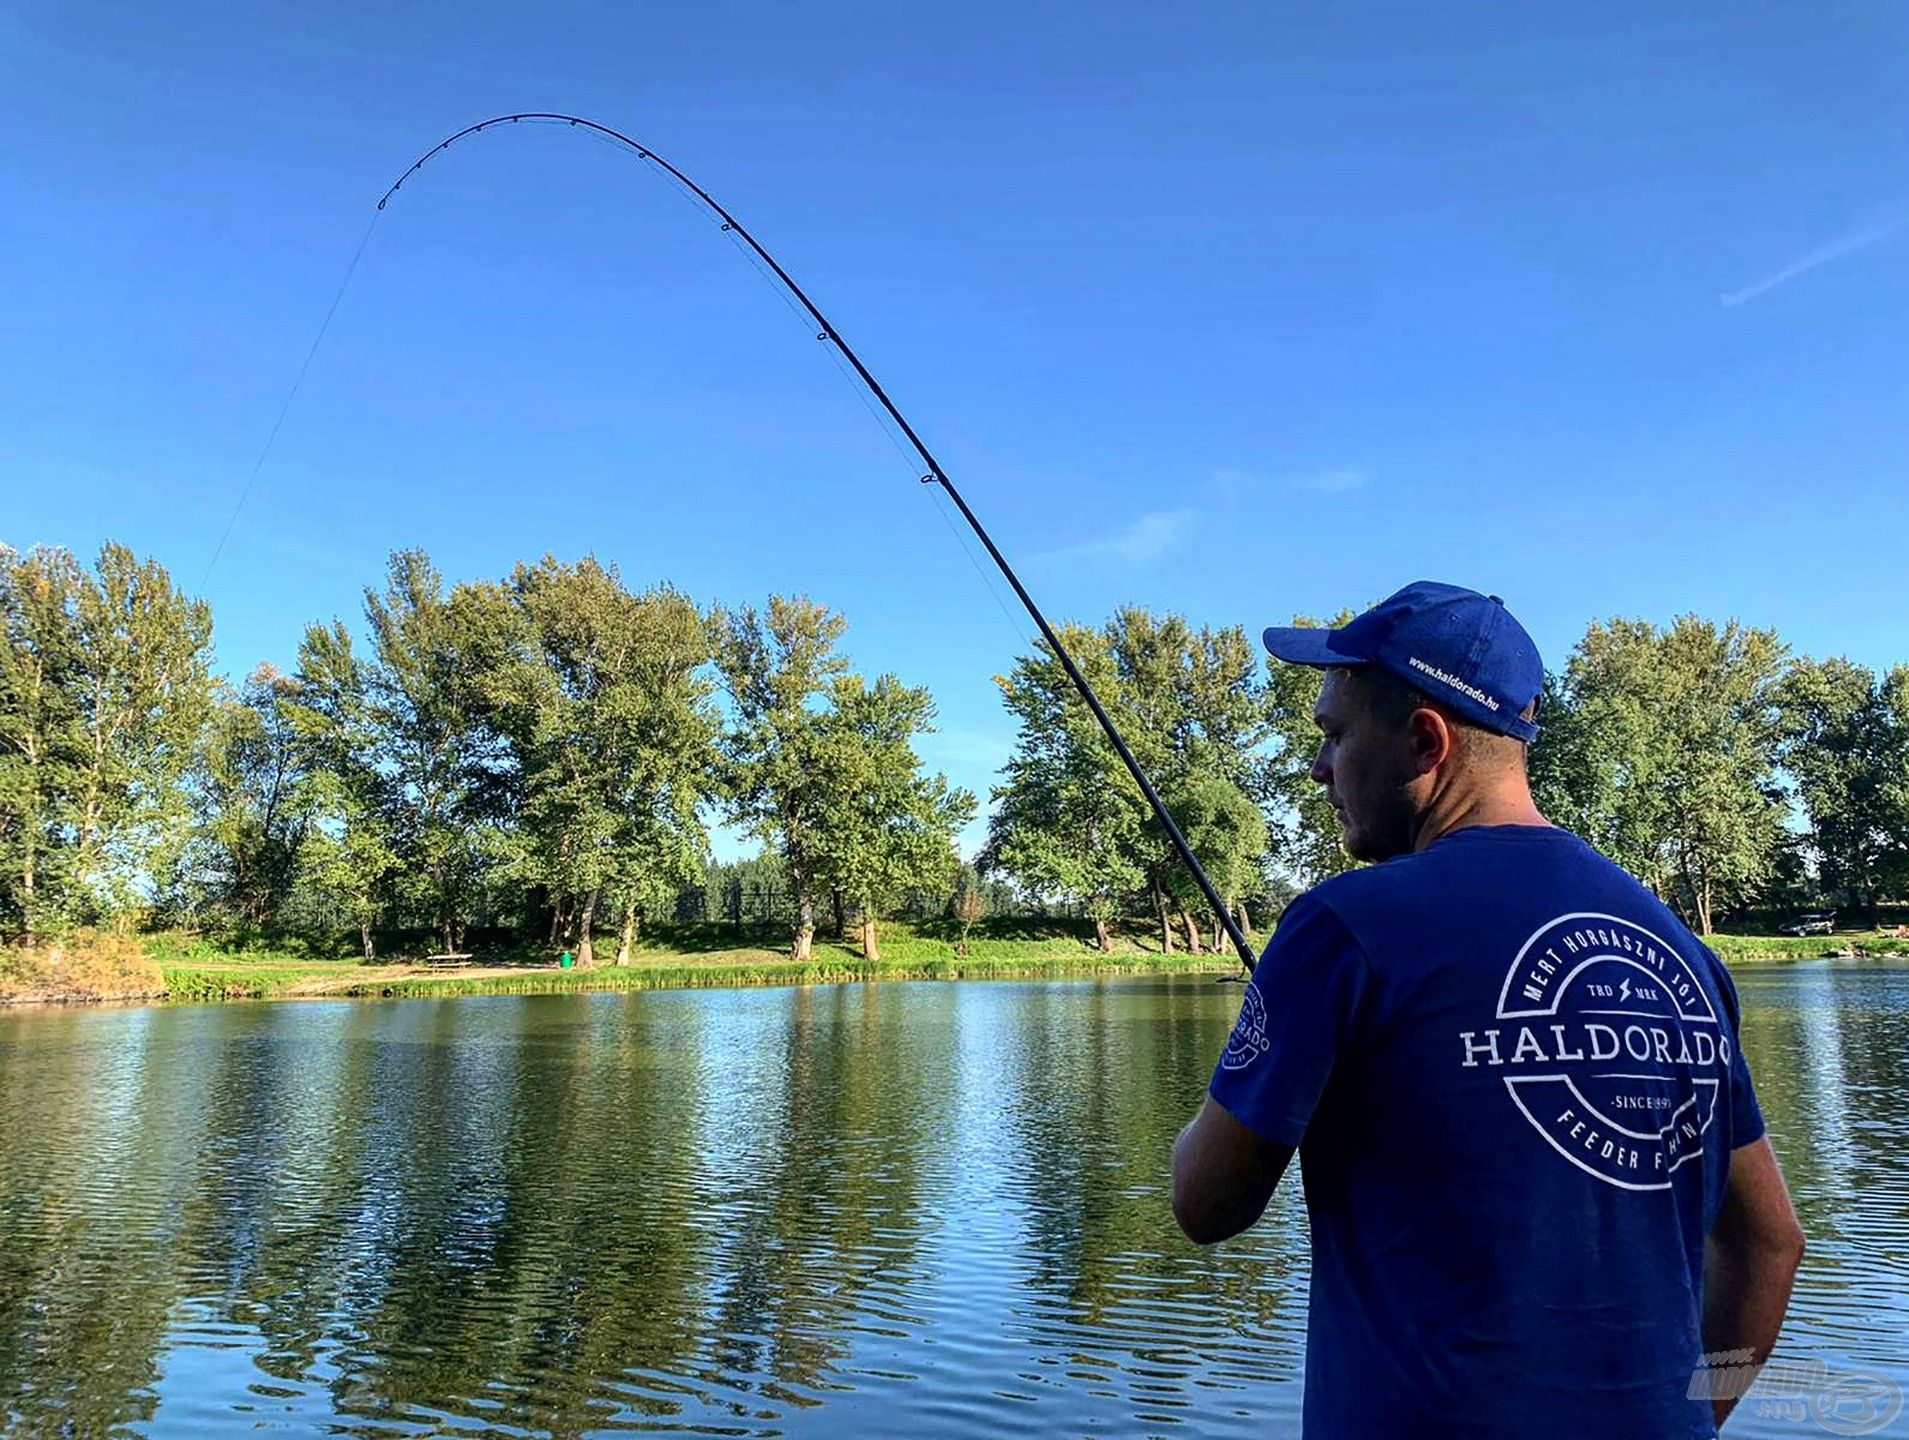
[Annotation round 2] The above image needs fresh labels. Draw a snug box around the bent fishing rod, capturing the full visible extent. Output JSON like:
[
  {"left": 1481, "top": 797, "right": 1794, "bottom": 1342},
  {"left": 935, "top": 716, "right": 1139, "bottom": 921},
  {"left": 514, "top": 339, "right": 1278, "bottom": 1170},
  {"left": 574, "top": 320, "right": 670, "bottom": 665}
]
[{"left": 376, "top": 113, "right": 1256, "bottom": 973}]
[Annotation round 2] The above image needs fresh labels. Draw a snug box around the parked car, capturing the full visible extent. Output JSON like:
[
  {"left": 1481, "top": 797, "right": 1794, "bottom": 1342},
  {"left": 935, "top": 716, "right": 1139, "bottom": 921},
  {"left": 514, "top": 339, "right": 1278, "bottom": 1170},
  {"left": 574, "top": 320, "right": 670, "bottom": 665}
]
[{"left": 1779, "top": 911, "right": 1836, "bottom": 937}]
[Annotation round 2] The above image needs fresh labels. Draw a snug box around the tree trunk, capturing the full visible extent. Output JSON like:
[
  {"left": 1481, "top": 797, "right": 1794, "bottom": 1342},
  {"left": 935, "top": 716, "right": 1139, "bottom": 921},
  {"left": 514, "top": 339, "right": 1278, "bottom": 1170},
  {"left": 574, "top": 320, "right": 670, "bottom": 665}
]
[
  {"left": 1094, "top": 917, "right": 1113, "bottom": 953},
  {"left": 20, "top": 848, "right": 34, "bottom": 947},
  {"left": 1235, "top": 900, "right": 1253, "bottom": 939},
  {"left": 18, "top": 732, "right": 38, "bottom": 945},
  {"left": 441, "top": 915, "right": 454, "bottom": 954},
  {"left": 1695, "top": 879, "right": 1713, "bottom": 937},
  {"left": 359, "top": 919, "right": 375, "bottom": 962},
  {"left": 793, "top": 888, "right": 815, "bottom": 961},
  {"left": 832, "top": 888, "right": 847, "bottom": 938},
  {"left": 1180, "top": 909, "right": 1203, "bottom": 954},
  {"left": 547, "top": 899, "right": 564, "bottom": 947},
  {"left": 615, "top": 898, "right": 637, "bottom": 966},
  {"left": 575, "top": 887, "right": 600, "bottom": 966},
  {"left": 862, "top": 911, "right": 880, "bottom": 961},
  {"left": 1154, "top": 883, "right": 1174, "bottom": 955}
]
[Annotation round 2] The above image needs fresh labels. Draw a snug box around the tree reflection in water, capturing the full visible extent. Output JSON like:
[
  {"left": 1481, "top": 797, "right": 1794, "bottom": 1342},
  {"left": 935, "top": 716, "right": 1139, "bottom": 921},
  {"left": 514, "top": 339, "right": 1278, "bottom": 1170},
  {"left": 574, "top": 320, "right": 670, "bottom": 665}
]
[{"left": 0, "top": 965, "right": 1903, "bottom": 1438}]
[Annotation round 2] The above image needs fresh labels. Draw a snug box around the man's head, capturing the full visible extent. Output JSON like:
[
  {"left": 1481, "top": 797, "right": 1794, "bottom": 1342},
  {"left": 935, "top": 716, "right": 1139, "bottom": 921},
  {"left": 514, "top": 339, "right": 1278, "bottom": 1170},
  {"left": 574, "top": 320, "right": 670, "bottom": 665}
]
[{"left": 1263, "top": 582, "right": 1545, "bottom": 862}]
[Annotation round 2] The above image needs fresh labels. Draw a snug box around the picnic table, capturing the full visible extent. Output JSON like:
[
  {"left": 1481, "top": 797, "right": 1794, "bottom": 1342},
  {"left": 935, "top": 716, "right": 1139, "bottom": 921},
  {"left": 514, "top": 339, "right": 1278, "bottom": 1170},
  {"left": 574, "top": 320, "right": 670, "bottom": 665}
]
[{"left": 419, "top": 952, "right": 474, "bottom": 969}]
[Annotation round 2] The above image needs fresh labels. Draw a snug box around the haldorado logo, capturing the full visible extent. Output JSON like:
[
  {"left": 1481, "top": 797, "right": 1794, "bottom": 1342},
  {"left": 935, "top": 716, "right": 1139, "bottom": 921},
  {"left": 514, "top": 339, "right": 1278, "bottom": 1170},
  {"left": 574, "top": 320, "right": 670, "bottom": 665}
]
[
  {"left": 1460, "top": 912, "right": 1727, "bottom": 1191},
  {"left": 1220, "top": 983, "right": 1271, "bottom": 1072}
]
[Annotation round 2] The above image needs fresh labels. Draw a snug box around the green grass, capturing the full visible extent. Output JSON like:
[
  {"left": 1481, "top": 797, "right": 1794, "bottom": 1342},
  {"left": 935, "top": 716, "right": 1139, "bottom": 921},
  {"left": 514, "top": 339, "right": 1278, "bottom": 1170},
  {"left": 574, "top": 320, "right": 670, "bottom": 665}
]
[
  {"left": 24, "top": 916, "right": 1886, "bottom": 1008},
  {"left": 1709, "top": 931, "right": 1908, "bottom": 963},
  {"left": 126, "top": 917, "right": 1237, "bottom": 1004},
  {"left": 354, "top": 948, "right": 1233, "bottom": 1001},
  {"left": 157, "top": 962, "right": 357, "bottom": 1001}
]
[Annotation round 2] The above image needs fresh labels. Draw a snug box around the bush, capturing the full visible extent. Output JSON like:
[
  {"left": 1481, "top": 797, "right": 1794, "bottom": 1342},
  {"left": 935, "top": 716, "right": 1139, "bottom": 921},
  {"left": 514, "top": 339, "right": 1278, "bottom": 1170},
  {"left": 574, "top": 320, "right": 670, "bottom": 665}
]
[{"left": 0, "top": 931, "right": 166, "bottom": 1002}]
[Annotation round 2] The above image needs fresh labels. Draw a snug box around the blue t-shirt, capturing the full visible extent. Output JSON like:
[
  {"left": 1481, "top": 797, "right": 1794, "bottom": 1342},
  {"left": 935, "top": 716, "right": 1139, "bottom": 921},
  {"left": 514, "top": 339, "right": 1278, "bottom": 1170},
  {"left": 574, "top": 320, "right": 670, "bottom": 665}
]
[{"left": 1210, "top": 824, "right": 1764, "bottom": 1439}]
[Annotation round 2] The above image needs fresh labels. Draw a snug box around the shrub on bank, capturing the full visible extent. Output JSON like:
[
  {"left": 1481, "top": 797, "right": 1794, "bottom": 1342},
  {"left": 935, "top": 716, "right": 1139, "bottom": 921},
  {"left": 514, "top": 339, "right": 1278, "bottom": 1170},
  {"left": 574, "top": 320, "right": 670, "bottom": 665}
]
[{"left": 0, "top": 931, "right": 166, "bottom": 1003}]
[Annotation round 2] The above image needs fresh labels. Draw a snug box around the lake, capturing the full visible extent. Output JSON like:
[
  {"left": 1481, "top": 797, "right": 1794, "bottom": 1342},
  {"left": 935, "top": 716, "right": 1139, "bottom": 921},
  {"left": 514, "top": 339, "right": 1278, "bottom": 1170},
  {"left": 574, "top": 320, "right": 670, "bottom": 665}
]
[{"left": 1, "top": 964, "right": 1903, "bottom": 1437}]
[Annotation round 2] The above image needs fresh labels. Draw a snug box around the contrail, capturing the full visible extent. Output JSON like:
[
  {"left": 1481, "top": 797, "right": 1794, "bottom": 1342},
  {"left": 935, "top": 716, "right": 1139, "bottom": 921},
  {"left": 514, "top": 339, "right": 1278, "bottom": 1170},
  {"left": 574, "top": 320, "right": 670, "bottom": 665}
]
[{"left": 1720, "top": 213, "right": 1909, "bottom": 306}]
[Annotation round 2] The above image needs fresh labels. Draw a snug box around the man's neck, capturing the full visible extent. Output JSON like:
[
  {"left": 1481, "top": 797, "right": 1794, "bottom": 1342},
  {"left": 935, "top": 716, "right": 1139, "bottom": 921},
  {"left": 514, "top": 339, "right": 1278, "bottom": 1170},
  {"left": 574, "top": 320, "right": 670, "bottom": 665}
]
[{"left": 1411, "top": 782, "right": 1550, "bottom": 853}]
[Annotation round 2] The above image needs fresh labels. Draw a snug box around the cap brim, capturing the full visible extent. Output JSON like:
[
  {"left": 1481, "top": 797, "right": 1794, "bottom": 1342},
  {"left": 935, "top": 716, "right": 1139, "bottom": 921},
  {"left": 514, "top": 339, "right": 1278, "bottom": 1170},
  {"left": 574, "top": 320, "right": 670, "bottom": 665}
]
[{"left": 1261, "top": 625, "right": 1356, "bottom": 667}]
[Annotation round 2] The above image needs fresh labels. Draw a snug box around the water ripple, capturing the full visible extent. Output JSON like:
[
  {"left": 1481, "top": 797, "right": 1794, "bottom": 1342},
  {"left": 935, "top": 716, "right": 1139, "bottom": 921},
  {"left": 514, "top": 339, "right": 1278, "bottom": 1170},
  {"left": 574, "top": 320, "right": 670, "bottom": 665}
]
[{"left": 0, "top": 968, "right": 1903, "bottom": 1437}]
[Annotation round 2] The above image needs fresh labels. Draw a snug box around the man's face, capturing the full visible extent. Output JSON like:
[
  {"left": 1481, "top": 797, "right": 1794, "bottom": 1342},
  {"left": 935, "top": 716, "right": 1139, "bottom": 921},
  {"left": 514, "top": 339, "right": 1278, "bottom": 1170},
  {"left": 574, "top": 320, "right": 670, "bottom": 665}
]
[{"left": 1311, "top": 668, "right": 1422, "bottom": 862}]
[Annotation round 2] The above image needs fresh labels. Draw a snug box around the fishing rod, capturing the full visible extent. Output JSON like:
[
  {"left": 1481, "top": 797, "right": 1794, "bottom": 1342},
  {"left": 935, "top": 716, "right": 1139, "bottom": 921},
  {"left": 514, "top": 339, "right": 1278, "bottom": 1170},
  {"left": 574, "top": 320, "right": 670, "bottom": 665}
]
[{"left": 376, "top": 113, "right": 1256, "bottom": 974}]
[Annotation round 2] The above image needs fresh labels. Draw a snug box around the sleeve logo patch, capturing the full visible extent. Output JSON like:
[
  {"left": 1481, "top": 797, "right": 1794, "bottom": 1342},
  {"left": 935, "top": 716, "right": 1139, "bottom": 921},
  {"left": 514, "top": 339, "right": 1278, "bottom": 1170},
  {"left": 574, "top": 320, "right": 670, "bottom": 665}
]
[{"left": 1220, "top": 984, "right": 1271, "bottom": 1071}]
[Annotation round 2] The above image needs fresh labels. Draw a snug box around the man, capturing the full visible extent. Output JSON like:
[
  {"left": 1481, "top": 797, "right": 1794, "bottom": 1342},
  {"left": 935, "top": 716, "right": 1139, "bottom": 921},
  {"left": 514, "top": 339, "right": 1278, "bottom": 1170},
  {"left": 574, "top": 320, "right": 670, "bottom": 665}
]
[{"left": 1172, "top": 581, "right": 1805, "bottom": 1438}]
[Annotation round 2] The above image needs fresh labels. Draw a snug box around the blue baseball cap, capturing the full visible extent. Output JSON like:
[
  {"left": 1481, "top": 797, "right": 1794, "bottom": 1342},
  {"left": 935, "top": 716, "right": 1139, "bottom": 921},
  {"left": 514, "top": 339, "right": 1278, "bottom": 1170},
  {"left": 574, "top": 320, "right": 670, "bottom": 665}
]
[{"left": 1262, "top": 581, "right": 1543, "bottom": 741}]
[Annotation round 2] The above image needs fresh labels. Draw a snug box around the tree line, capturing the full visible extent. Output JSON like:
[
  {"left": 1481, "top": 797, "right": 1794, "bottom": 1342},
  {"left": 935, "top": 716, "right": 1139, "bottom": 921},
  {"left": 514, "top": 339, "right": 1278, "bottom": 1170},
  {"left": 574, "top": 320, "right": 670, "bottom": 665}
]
[
  {"left": 4, "top": 543, "right": 1906, "bottom": 956},
  {"left": 1, "top": 544, "right": 971, "bottom": 962},
  {"left": 984, "top": 607, "right": 1909, "bottom": 941}
]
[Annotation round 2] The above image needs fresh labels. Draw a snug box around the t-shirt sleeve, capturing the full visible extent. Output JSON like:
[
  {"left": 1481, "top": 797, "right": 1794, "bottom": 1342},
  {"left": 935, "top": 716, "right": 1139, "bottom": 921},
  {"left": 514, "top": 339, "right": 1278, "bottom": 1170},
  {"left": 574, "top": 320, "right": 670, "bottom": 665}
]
[
  {"left": 1711, "top": 955, "right": 1767, "bottom": 1150},
  {"left": 1208, "top": 892, "right": 1370, "bottom": 1148}
]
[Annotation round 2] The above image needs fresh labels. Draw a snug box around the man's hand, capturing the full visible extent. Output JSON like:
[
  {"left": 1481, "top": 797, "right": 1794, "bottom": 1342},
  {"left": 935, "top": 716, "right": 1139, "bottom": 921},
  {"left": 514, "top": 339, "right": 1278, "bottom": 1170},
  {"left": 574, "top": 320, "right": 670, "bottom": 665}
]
[
  {"left": 1702, "top": 1137, "right": 1806, "bottom": 1429},
  {"left": 1171, "top": 1096, "right": 1294, "bottom": 1245}
]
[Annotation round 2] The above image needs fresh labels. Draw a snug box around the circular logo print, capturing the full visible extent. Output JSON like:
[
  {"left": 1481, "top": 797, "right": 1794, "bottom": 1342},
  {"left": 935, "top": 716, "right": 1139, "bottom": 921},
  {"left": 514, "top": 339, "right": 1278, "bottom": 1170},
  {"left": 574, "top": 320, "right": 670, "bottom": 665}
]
[
  {"left": 1220, "top": 983, "right": 1271, "bottom": 1072},
  {"left": 1460, "top": 913, "right": 1729, "bottom": 1191}
]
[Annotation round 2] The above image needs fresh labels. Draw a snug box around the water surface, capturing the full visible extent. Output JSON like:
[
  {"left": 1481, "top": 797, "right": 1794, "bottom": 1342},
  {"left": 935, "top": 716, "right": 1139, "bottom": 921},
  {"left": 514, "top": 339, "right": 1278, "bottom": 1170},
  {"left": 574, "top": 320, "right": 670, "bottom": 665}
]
[{"left": 0, "top": 965, "right": 1902, "bottom": 1437}]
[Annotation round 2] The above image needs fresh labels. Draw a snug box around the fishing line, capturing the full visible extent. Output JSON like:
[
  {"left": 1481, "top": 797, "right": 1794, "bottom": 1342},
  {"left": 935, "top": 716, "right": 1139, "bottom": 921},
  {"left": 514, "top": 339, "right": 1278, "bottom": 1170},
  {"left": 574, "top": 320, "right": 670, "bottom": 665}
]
[
  {"left": 534, "top": 117, "right": 1038, "bottom": 653},
  {"left": 200, "top": 210, "right": 381, "bottom": 589},
  {"left": 237, "top": 112, "right": 1254, "bottom": 971}
]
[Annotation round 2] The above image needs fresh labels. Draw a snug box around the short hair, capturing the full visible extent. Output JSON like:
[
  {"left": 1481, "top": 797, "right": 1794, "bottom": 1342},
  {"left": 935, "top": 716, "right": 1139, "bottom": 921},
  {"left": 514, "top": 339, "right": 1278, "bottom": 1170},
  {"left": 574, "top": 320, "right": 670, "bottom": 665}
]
[{"left": 1339, "top": 666, "right": 1533, "bottom": 772}]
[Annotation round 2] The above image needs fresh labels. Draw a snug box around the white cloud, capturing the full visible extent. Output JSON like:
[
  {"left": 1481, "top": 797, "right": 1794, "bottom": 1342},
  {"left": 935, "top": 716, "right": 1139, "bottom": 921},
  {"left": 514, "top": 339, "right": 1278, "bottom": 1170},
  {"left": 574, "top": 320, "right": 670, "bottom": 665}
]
[
  {"left": 1031, "top": 508, "right": 1197, "bottom": 568},
  {"left": 1721, "top": 213, "right": 1909, "bottom": 307}
]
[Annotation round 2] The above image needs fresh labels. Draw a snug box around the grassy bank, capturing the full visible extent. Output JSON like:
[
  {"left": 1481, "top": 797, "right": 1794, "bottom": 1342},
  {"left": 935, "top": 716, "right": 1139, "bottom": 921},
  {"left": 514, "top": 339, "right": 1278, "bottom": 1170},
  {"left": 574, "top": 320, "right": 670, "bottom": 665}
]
[
  {"left": 8, "top": 919, "right": 1903, "bottom": 1008},
  {"left": 1709, "top": 931, "right": 1909, "bottom": 963},
  {"left": 2, "top": 918, "right": 1238, "bottom": 1006}
]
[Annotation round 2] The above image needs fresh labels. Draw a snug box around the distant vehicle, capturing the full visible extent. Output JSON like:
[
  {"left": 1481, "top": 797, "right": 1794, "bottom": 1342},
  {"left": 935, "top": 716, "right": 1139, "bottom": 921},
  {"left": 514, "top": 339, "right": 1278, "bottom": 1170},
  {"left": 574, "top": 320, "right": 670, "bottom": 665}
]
[{"left": 1779, "top": 911, "right": 1836, "bottom": 937}]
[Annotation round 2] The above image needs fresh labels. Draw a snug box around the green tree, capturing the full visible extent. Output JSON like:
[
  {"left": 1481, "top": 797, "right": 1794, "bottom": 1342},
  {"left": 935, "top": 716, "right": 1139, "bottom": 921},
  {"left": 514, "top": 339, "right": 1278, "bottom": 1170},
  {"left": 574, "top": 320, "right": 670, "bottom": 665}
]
[
  {"left": 0, "top": 543, "right": 213, "bottom": 936},
  {"left": 1777, "top": 658, "right": 1909, "bottom": 925},
  {"left": 987, "top": 611, "right": 1274, "bottom": 952},
  {"left": 487, "top": 558, "right": 721, "bottom": 966},
  {"left": 0, "top": 545, "right": 85, "bottom": 941},
  {"left": 292, "top": 552, "right": 513, "bottom": 955},
  {"left": 809, "top": 674, "right": 974, "bottom": 960},
  {"left": 985, "top": 625, "right": 1146, "bottom": 952},
  {"left": 1547, "top": 616, "right": 1787, "bottom": 934},
  {"left": 298, "top": 767, "right": 399, "bottom": 960},
  {"left": 1105, "top": 608, "right": 1270, "bottom": 952},
  {"left": 178, "top": 665, "right": 313, "bottom": 931},
  {"left": 1258, "top": 611, "right": 1356, "bottom": 892},
  {"left": 284, "top": 620, "right": 399, "bottom": 958},
  {"left": 1528, "top": 670, "right": 1610, "bottom": 847},
  {"left": 716, "top": 596, "right": 851, "bottom": 960},
  {"left": 1157, "top": 770, "right": 1269, "bottom": 954},
  {"left": 66, "top": 545, "right": 215, "bottom": 924}
]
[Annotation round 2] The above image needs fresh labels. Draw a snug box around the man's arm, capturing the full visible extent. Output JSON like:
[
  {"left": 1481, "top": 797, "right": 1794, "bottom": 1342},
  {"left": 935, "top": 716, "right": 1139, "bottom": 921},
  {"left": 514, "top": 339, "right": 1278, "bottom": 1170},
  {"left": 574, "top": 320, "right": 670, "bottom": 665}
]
[
  {"left": 1171, "top": 1096, "right": 1294, "bottom": 1245},
  {"left": 1703, "top": 1136, "right": 1806, "bottom": 1430}
]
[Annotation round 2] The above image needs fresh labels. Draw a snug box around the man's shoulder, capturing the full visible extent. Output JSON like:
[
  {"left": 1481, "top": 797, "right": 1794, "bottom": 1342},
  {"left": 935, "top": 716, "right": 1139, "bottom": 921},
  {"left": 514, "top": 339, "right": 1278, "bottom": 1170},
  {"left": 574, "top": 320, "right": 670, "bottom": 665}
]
[{"left": 1297, "top": 826, "right": 1650, "bottom": 937}]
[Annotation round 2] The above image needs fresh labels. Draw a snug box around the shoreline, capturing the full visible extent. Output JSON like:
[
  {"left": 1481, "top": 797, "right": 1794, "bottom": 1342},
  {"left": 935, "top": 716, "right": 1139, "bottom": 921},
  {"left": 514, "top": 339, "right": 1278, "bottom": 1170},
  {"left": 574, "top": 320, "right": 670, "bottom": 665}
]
[
  {"left": 2, "top": 944, "right": 1243, "bottom": 1010},
  {"left": 5, "top": 929, "right": 1904, "bottom": 1012}
]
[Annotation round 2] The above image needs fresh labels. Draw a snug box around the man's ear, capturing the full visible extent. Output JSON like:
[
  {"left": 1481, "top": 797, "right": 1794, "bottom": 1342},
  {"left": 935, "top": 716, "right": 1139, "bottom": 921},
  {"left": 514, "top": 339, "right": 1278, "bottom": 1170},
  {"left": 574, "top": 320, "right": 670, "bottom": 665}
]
[{"left": 1407, "top": 706, "right": 1456, "bottom": 776}]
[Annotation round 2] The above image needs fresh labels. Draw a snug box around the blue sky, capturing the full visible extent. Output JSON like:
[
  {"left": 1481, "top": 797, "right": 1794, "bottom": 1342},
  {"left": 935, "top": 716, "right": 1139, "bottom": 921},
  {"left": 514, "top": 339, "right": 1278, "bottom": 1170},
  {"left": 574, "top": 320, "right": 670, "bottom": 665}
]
[{"left": 5, "top": 2, "right": 1907, "bottom": 857}]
